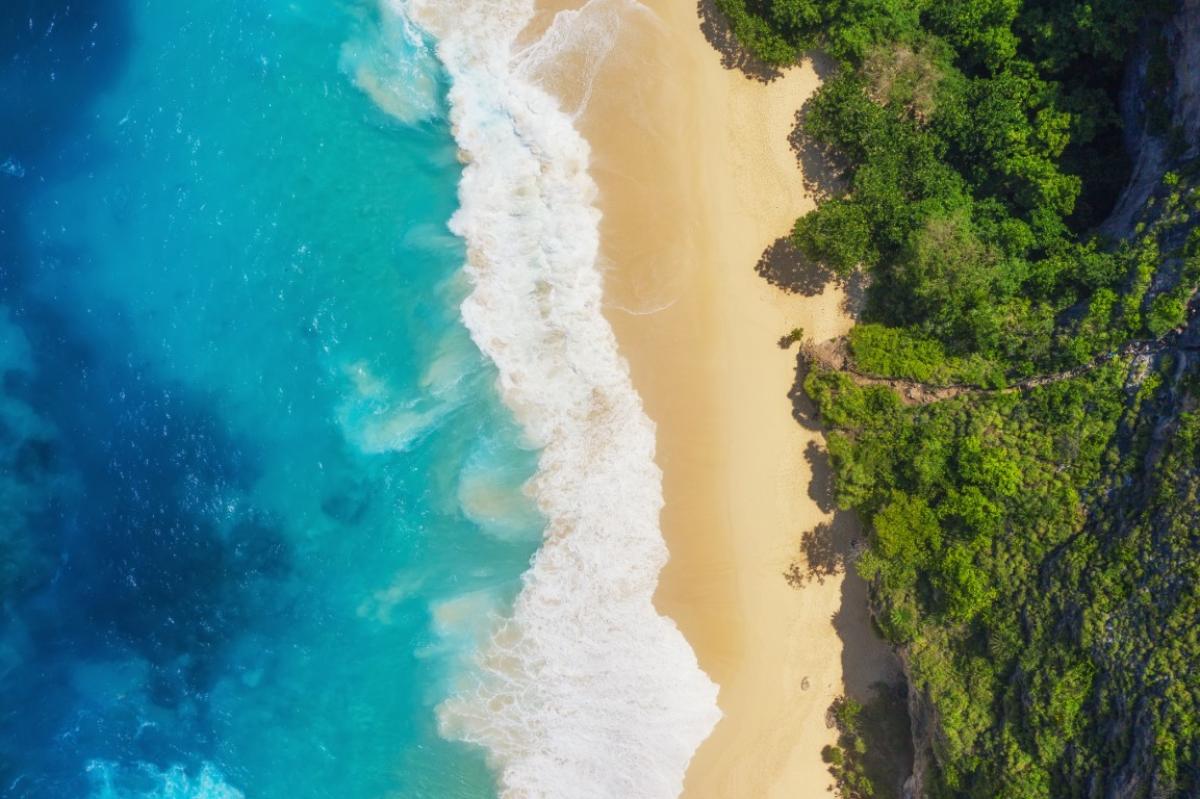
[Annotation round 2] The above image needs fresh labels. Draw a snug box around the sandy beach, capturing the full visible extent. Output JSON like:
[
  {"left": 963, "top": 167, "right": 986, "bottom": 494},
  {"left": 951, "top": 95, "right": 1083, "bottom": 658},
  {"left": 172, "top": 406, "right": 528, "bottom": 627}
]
[{"left": 526, "top": 0, "right": 899, "bottom": 795}]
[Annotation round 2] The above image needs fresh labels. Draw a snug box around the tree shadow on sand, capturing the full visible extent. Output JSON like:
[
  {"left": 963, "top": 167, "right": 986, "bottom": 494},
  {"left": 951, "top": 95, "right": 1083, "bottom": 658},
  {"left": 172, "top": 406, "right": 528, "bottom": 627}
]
[
  {"left": 783, "top": 436, "right": 861, "bottom": 587},
  {"left": 756, "top": 235, "right": 835, "bottom": 297},
  {"left": 784, "top": 368, "right": 912, "bottom": 793},
  {"left": 825, "top": 683, "right": 915, "bottom": 799},
  {"left": 786, "top": 349, "right": 825, "bottom": 431},
  {"left": 840, "top": 267, "right": 870, "bottom": 318},
  {"left": 787, "top": 78, "right": 846, "bottom": 202},
  {"left": 805, "top": 439, "right": 838, "bottom": 513},
  {"left": 696, "top": 0, "right": 785, "bottom": 83},
  {"left": 756, "top": 81, "right": 854, "bottom": 296},
  {"left": 783, "top": 515, "right": 860, "bottom": 587},
  {"left": 694, "top": 1, "right": 843, "bottom": 87},
  {"left": 758, "top": 233, "right": 871, "bottom": 313}
]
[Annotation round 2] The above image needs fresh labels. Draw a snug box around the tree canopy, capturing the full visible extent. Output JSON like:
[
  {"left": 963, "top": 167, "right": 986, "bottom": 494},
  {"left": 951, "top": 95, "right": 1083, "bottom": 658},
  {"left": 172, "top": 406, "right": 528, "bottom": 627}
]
[{"left": 719, "top": 0, "right": 1200, "bottom": 795}]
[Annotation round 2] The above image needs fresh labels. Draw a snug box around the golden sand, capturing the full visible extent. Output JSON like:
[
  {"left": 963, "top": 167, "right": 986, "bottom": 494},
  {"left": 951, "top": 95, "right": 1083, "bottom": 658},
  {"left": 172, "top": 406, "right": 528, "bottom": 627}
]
[{"left": 527, "top": 1, "right": 899, "bottom": 794}]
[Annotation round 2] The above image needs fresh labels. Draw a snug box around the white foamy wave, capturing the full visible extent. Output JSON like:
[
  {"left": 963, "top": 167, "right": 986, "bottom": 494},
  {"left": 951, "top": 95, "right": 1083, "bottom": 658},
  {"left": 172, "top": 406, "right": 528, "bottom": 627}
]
[
  {"left": 513, "top": 0, "right": 644, "bottom": 120},
  {"left": 458, "top": 437, "right": 543, "bottom": 542},
  {"left": 340, "top": 2, "right": 441, "bottom": 125},
  {"left": 86, "top": 761, "right": 244, "bottom": 799},
  {"left": 333, "top": 326, "right": 479, "bottom": 454},
  {"left": 417, "top": 588, "right": 507, "bottom": 662},
  {"left": 397, "top": 0, "right": 722, "bottom": 796}
]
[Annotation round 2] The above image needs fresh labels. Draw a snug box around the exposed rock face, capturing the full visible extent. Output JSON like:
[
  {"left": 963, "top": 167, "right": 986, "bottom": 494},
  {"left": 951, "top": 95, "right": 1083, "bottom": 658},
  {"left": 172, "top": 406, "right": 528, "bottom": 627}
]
[
  {"left": 1169, "top": 0, "right": 1200, "bottom": 151},
  {"left": 900, "top": 654, "right": 937, "bottom": 799},
  {"left": 1104, "top": 48, "right": 1164, "bottom": 237},
  {"left": 1105, "top": 0, "right": 1200, "bottom": 237},
  {"left": 896, "top": 3, "right": 1200, "bottom": 796}
]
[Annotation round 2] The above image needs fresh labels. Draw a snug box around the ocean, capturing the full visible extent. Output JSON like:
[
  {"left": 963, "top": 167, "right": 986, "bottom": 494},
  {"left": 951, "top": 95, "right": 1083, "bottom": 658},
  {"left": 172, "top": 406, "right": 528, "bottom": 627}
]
[{"left": 0, "top": 1, "right": 717, "bottom": 797}]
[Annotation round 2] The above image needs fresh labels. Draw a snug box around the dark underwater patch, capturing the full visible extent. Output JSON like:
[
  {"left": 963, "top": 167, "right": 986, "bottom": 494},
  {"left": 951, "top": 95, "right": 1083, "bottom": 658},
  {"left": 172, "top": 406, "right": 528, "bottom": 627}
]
[{"left": 0, "top": 3, "right": 304, "bottom": 793}]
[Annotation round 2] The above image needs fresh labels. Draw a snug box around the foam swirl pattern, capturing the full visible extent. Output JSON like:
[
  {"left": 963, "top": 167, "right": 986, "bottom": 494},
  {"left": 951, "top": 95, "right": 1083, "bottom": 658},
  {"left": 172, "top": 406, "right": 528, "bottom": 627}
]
[{"left": 403, "top": 1, "right": 723, "bottom": 796}]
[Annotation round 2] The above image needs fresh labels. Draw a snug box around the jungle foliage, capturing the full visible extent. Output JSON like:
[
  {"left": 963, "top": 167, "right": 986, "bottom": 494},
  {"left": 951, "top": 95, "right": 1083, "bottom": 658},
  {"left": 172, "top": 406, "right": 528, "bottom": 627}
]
[
  {"left": 717, "top": 0, "right": 1200, "bottom": 796},
  {"left": 722, "top": 0, "right": 1183, "bottom": 383},
  {"left": 806, "top": 354, "right": 1200, "bottom": 797}
]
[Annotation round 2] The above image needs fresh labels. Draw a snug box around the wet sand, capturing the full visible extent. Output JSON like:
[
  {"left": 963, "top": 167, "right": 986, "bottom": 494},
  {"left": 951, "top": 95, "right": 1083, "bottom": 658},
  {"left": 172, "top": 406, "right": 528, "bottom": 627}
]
[{"left": 526, "top": 0, "right": 899, "bottom": 794}]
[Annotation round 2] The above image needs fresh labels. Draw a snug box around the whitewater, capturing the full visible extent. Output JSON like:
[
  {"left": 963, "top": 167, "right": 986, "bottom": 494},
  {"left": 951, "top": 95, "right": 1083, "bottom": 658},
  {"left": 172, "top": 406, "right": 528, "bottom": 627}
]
[{"left": 397, "top": 0, "right": 722, "bottom": 796}]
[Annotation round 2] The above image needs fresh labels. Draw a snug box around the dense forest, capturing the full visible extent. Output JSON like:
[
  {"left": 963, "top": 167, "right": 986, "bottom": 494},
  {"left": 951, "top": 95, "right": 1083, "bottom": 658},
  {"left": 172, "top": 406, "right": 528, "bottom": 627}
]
[{"left": 715, "top": 0, "right": 1200, "bottom": 796}]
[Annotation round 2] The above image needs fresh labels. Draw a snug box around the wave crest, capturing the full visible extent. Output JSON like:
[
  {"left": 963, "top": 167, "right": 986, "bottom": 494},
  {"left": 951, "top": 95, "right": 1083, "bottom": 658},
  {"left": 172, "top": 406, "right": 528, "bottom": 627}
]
[
  {"left": 86, "top": 761, "right": 244, "bottom": 799},
  {"left": 398, "top": 0, "right": 722, "bottom": 796}
]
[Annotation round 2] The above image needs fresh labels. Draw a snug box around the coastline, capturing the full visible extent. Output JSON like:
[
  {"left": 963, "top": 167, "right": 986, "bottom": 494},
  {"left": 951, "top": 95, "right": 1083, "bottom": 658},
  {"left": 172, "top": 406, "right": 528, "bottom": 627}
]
[
  {"left": 417, "top": 1, "right": 721, "bottom": 795},
  {"left": 561, "top": 1, "right": 900, "bottom": 794}
]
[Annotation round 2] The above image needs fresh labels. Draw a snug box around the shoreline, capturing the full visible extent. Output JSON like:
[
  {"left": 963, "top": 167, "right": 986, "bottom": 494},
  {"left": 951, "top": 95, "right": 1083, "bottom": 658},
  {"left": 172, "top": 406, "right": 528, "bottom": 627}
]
[
  {"left": 558, "top": 1, "right": 900, "bottom": 794},
  {"left": 418, "top": 1, "right": 722, "bottom": 794}
]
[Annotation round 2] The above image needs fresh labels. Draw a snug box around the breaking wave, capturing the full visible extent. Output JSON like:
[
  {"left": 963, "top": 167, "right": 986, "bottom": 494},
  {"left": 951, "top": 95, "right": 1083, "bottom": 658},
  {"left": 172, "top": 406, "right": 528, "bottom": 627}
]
[{"left": 393, "top": 0, "right": 721, "bottom": 796}]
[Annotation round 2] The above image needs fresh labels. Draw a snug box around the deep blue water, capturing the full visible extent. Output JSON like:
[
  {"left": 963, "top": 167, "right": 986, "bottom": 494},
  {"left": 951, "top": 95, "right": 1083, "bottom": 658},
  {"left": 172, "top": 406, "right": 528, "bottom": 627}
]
[{"left": 0, "top": 2, "right": 540, "bottom": 796}]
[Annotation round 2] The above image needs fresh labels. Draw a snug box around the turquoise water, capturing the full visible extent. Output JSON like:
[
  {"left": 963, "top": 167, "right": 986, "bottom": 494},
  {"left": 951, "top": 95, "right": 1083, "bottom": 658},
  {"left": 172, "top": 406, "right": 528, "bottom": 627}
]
[{"left": 0, "top": 2, "right": 541, "bottom": 796}]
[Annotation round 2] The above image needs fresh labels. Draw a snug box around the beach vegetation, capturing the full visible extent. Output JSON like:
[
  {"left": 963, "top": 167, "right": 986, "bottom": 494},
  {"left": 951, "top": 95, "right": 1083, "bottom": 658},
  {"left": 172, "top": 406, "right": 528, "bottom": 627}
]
[
  {"left": 803, "top": 361, "right": 1200, "bottom": 795},
  {"left": 720, "top": 0, "right": 1200, "bottom": 794},
  {"left": 764, "top": 0, "right": 1182, "bottom": 385},
  {"left": 823, "top": 688, "right": 915, "bottom": 798}
]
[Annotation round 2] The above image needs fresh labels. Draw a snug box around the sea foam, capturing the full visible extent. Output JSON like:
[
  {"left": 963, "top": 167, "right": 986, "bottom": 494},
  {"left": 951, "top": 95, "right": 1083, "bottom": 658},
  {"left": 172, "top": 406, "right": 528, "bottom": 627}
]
[
  {"left": 85, "top": 761, "right": 244, "bottom": 799},
  {"left": 397, "top": 0, "right": 722, "bottom": 796},
  {"left": 340, "top": 2, "right": 442, "bottom": 125}
]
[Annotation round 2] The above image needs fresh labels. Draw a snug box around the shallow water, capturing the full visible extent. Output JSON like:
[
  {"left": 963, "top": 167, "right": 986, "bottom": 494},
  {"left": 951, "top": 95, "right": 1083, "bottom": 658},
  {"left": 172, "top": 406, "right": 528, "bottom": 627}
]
[
  {"left": 0, "top": 2, "right": 541, "bottom": 796},
  {"left": 411, "top": 2, "right": 720, "bottom": 796}
]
